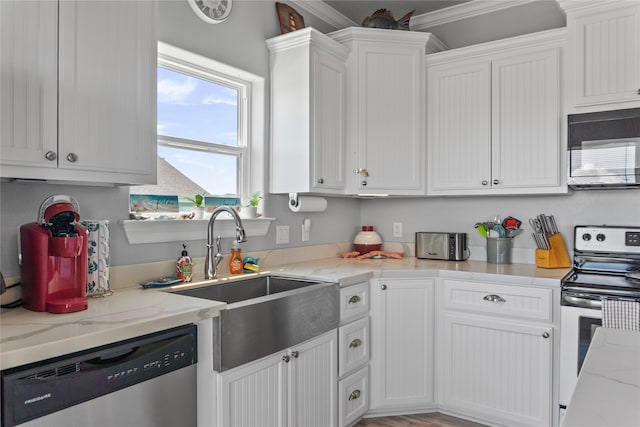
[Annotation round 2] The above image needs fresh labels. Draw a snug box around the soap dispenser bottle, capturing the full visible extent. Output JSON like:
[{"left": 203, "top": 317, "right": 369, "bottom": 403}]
[
  {"left": 229, "top": 241, "right": 243, "bottom": 275},
  {"left": 177, "top": 244, "right": 193, "bottom": 282}
]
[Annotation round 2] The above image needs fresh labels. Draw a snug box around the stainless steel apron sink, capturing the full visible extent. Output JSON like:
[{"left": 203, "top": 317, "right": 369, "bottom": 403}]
[{"left": 172, "top": 275, "right": 339, "bottom": 371}]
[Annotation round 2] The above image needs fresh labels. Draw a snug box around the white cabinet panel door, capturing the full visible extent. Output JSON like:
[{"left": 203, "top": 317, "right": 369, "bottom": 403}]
[
  {"left": 58, "top": 0, "right": 156, "bottom": 182},
  {"left": 0, "top": 0, "right": 58, "bottom": 168},
  {"left": 491, "top": 48, "right": 562, "bottom": 189},
  {"left": 288, "top": 330, "right": 337, "bottom": 427},
  {"left": 427, "top": 60, "right": 492, "bottom": 192},
  {"left": 571, "top": 3, "right": 640, "bottom": 108},
  {"left": 370, "top": 279, "right": 435, "bottom": 411},
  {"left": 439, "top": 313, "right": 553, "bottom": 427}
]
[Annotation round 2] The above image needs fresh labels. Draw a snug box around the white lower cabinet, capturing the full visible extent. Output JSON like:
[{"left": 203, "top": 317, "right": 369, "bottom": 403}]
[
  {"left": 217, "top": 330, "right": 337, "bottom": 427},
  {"left": 338, "top": 282, "right": 370, "bottom": 426},
  {"left": 437, "top": 279, "right": 555, "bottom": 427},
  {"left": 369, "top": 278, "right": 435, "bottom": 413}
]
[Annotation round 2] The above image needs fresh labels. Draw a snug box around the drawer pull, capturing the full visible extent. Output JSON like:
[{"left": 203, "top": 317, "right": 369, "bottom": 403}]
[
  {"left": 483, "top": 294, "right": 506, "bottom": 303},
  {"left": 291, "top": 350, "right": 299, "bottom": 359},
  {"left": 348, "top": 295, "right": 361, "bottom": 304},
  {"left": 348, "top": 389, "right": 361, "bottom": 401},
  {"left": 282, "top": 355, "right": 290, "bottom": 363},
  {"left": 349, "top": 339, "right": 362, "bottom": 349}
]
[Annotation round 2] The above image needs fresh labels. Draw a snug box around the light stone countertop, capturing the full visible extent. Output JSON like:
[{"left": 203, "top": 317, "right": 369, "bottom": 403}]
[
  {"left": 561, "top": 328, "right": 640, "bottom": 427},
  {"left": 0, "top": 287, "right": 225, "bottom": 370},
  {"left": 0, "top": 253, "right": 569, "bottom": 372}
]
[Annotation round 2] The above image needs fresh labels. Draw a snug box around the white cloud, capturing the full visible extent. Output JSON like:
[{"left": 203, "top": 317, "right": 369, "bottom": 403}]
[
  {"left": 201, "top": 95, "right": 237, "bottom": 106},
  {"left": 158, "top": 77, "right": 197, "bottom": 103}
]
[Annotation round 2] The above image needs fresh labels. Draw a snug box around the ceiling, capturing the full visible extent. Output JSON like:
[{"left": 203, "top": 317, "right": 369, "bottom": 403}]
[
  {"left": 315, "top": 0, "right": 566, "bottom": 49},
  {"left": 323, "top": 0, "right": 471, "bottom": 25}
]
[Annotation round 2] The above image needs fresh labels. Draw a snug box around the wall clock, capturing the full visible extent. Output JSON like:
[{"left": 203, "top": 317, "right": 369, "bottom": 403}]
[{"left": 188, "top": 0, "right": 232, "bottom": 24}]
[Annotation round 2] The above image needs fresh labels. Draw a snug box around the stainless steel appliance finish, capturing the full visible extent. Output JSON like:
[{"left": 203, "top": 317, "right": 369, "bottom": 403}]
[
  {"left": 415, "top": 232, "right": 468, "bottom": 261},
  {"left": 173, "top": 275, "right": 339, "bottom": 371},
  {"left": 559, "top": 225, "right": 640, "bottom": 412},
  {"left": 1, "top": 324, "right": 197, "bottom": 427},
  {"left": 567, "top": 107, "right": 640, "bottom": 189}
]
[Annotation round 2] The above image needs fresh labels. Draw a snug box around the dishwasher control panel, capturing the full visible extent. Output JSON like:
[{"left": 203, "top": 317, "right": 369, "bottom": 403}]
[{"left": 1, "top": 324, "right": 197, "bottom": 427}]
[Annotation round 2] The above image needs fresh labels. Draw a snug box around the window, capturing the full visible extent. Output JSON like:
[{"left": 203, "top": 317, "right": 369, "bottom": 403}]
[{"left": 131, "top": 43, "right": 263, "bottom": 215}]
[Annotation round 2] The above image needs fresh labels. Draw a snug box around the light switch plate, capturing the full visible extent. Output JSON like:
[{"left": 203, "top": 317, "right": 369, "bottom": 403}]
[
  {"left": 393, "top": 222, "right": 403, "bottom": 238},
  {"left": 276, "top": 225, "right": 289, "bottom": 244}
]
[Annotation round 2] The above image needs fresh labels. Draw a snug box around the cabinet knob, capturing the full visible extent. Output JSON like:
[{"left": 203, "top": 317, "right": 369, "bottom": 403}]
[
  {"left": 66, "top": 152, "right": 78, "bottom": 163},
  {"left": 483, "top": 294, "right": 506, "bottom": 303},
  {"left": 482, "top": 180, "right": 488, "bottom": 186},
  {"left": 291, "top": 350, "right": 299, "bottom": 359},
  {"left": 45, "top": 151, "right": 57, "bottom": 161},
  {"left": 348, "top": 295, "right": 361, "bottom": 304},
  {"left": 317, "top": 178, "right": 324, "bottom": 184},
  {"left": 493, "top": 179, "right": 500, "bottom": 185},
  {"left": 542, "top": 332, "right": 550, "bottom": 339},
  {"left": 637, "top": 88, "right": 640, "bottom": 95},
  {"left": 282, "top": 355, "right": 290, "bottom": 363},
  {"left": 380, "top": 284, "right": 387, "bottom": 290},
  {"left": 348, "top": 389, "right": 361, "bottom": 401},
  {"left": 349, "top": 339, "right": 362, "bottom": 349}
]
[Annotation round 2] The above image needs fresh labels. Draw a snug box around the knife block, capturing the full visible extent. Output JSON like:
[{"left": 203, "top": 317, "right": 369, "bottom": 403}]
[{"left": 535, "top": 233, "right": 571, "bottom": 268}]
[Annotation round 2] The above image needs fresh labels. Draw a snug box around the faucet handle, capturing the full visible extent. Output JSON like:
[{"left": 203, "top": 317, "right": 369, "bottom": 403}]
[{"left": 236, "top": 226, "right": 247, "bottom": 243}]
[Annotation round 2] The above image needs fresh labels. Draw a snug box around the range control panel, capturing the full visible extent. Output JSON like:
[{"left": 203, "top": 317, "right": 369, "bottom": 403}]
[{"left": 575, "top": 226, "right": 640, "bottom": 254}]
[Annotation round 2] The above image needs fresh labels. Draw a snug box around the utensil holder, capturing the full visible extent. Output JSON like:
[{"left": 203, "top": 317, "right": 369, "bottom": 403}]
[
  {"left": 535, "top": 233, "right": 571, "bottom": 268},
  {"left": 487, "top": 237, "right": 512, "bottom": 264}
]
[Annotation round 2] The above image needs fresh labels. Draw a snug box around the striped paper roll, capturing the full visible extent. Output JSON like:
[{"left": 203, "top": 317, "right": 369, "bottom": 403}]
[{"left": 82, "top": 219, "right": 112, "bottom": 297}]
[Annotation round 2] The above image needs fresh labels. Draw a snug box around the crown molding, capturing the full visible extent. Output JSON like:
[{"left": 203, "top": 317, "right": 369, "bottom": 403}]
[
  {"left": 289, "top": 0, "right": 357, "bottom": 30},
  {"left": 410, "top": 0, "right": 538, "bottom": 31},
  {"left": 556, "top": 0, "right": 625, "bottom": 14}
]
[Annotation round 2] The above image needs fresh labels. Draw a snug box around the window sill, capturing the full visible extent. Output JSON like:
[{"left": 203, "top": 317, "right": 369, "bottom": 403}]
[{"left": 120, "top": 217, "right": 275, "bottom": 244}]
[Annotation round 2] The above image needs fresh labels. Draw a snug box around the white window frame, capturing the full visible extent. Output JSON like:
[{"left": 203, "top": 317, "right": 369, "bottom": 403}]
[
  {"left": 157, "top": 44, "right": 251, "bottom": 200},
  {"left": 121, "top": 43, "right": 268, "bottom": 245}
]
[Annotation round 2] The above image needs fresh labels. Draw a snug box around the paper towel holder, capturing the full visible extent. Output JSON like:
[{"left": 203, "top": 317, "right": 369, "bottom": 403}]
[{"left": 289, "top": 193, "right": 299, "bottom": 208}]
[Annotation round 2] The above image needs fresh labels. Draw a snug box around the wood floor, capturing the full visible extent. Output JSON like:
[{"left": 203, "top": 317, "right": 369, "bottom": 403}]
[{"left": 354, "top": 412, "right": 488, "bottom": 427}]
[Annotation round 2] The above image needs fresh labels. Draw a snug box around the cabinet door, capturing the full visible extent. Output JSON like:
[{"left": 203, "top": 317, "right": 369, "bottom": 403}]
[
  {"left": 0, "top": 0, "right": 58, "bottom": 169},
  {"left": 427, "top": 60, "right": 492, "bottom": 193},
  {"left": 288, "top": 330, "right": 337, "bottom": 427},
  {"left": 219, "top": 352, "right": 287, "bottom": 427},
  {"left": 570, "top": 3, "right": 640, "bottom": 108},
  {"left": 439, "top": 313, "right": 552, "bottom": 427},
  {"left": 354, "top": 44, "right": 425, "bottom": 195},
  {"left": 58, "top": 0, "right": 156, "bottom": 183},
  {"left": 369, "top": 279, "right": 435, "bottom": 411},
  {"left": 491, "top": 48, "right": 562, "bottom": 189},
  {"left": 311, "top": 48, "right": 346, "bottom": 192}
]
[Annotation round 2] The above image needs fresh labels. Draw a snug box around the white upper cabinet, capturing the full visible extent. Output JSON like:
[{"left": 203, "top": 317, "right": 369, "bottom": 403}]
[
  {"left": 427, "top": 29, "right": 566, "bottom": 196},
  {"left": 329, "top": 28, "right": 445, "bottom": 196},
  {"left": 268, "top": 28, "right": 349, "bottom": 195},
  {"left": 560, "top": 1, "right": 640, "bottom": 111},
  {"left": 0, "top": 0, "right": 157, "bottom": 185}
]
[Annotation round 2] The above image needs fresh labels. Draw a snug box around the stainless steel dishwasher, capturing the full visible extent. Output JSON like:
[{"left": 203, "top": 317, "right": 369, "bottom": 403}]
[{"left": 1, "top": 324, "right": 197, "bottom": 427}]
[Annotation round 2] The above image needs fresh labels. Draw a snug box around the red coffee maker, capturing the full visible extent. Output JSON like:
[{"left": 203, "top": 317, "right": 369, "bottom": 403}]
[{"left": 20, "top": 195, "right": 88, "bottom": 313}]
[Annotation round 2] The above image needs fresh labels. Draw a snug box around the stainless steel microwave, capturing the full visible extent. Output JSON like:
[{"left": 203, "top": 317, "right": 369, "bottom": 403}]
[{"left": 568, "top": 107, "right": 640, "bottom": 189}]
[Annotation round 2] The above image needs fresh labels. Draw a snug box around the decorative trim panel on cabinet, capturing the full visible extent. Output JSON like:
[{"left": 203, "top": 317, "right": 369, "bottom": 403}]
[{"left": 268, "top": 28, "right": 349, "bottom": 195}]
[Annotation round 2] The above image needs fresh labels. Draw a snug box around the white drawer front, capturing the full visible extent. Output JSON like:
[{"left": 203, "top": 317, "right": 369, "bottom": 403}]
[
  {"left": 340, "top": 282, "right": 369, "bottom": 324},
  {"left": 339, "top": 317, "right": 369, "bottom": 377},
  {"left": 339, "top": 366, "right": 368, "bottom": 427},
  {"left": 442, "top": 279, "right": 553, "bottom": 322}
]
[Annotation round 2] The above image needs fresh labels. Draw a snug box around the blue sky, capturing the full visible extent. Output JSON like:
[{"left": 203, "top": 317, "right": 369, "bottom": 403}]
[{"left": 157, "top": 67, "right": 239, "bottom": 195}]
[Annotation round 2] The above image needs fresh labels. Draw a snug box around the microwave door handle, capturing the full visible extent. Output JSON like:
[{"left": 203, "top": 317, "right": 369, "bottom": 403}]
[{"left": 563, "top": 295, "right": 603, "bottom": 309}]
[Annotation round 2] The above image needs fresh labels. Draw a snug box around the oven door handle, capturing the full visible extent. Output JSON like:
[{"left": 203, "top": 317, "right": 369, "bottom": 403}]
[{"left": 563, "top": 294, "right": 603, "bottom": 309}]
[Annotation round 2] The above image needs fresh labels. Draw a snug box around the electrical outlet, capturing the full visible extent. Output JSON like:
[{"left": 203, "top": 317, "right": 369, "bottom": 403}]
[
  {"left": 393, "top": 222, "right": 403, "bottom": 238},
  {"left": 276, "top": 225, "right": 289, "bottom": 244}
]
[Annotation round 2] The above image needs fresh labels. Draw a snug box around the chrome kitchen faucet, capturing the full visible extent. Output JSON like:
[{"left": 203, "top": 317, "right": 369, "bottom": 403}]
[{"left": 205, "top": 206, "right": 247, "bottom": 279}]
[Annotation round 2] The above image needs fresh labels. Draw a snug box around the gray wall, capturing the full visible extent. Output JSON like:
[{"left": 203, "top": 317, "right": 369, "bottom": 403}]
[{"left": 1, "top": 0, "right": 639, "bottom": 279}]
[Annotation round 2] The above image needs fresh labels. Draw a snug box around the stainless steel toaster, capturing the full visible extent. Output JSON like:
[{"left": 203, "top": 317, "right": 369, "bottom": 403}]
[{"left": 415, "top": 232, "right": 468, "bottom": 261}]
